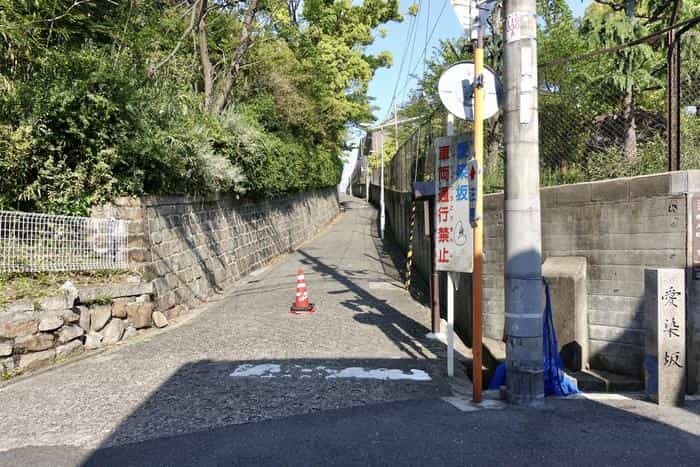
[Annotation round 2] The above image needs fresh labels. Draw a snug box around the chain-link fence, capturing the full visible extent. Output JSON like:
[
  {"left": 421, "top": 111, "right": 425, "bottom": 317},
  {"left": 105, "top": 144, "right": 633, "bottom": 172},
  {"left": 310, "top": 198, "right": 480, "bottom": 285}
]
[
  {"left": 0, "top": 210, "right": 129, "bottom": 273},
  {"left": 366, "top": 24, "right": 700, "bottom": 194}
]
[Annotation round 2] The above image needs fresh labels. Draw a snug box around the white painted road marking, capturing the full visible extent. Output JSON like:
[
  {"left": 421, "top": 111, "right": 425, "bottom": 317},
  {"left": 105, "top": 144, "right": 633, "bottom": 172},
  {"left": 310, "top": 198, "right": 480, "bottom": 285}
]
[
  {"left": 326, "top": 367, "right": 431, "bottom": 381},
  {"left": 229, "top": 364, "right": 432, "bottom": 381},
  {"left": 229, "top": 364, "right": 281, "bottom": 377}
]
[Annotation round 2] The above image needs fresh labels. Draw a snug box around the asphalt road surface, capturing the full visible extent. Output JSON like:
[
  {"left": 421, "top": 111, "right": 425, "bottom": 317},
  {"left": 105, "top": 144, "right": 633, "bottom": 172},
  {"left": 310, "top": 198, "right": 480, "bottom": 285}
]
[{"left": 0, "top": 198, "right": 698, "bottom": 466}]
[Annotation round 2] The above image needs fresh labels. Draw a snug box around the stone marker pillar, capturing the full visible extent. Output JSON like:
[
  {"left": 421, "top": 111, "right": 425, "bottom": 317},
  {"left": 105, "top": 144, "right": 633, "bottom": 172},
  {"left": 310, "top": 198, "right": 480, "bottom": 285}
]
[
  {"left": 644, "top": 268, "right": 686, "bottom": 406},
  {"left": 542, "top": 257, "right": 588, "bottom": 372}
]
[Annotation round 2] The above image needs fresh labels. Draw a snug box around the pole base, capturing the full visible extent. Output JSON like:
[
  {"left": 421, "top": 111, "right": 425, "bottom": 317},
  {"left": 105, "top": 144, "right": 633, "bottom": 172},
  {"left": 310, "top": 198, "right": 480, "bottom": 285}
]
[{"left": 290, "top": 303, "right": 315, "bottom": 315}]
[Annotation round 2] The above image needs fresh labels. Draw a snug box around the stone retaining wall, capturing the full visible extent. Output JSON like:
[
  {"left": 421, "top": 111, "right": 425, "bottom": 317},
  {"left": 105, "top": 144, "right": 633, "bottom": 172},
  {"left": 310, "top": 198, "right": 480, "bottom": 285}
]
[
  {"left": 0, "top": 281, "right": 167, "bottom": 376},
  {"left": 371, "top": 171, "right": 700, "bottom": 393},
  {"left": 94, "top": 188, "right": 340, "bottom": 311}
]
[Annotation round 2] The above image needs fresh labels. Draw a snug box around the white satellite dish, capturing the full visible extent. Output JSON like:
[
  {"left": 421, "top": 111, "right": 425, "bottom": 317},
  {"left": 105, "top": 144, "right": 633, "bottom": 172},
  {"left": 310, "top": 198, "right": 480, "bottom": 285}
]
[{"left": 438, "top": 61, "right": 502, "bottom": 121}]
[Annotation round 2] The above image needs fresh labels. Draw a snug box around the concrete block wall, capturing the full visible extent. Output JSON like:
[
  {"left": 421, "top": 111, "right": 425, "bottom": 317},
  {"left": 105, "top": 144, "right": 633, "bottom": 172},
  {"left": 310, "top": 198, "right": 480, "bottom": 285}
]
[
  {"left": 371, "top": 171, "right": 700, "bottom": 393},
  {"left": 351, "top": 183, "right": 367, "bottom": 199},
  {"left": 370, "top": 185, "right": 474, "bottom": 343},
  {"left": 95, "top": 188, "right": 340, "bottom": 311}
]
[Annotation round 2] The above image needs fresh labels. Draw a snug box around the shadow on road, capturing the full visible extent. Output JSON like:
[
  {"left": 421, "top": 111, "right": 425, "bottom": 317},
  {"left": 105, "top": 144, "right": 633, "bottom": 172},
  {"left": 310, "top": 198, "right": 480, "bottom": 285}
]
[
  {"left": 70, "top": 355, "right": 699, "bottom": 466},
  {"left": 75, "top": 357, "right": 452, "bottom": 463}
]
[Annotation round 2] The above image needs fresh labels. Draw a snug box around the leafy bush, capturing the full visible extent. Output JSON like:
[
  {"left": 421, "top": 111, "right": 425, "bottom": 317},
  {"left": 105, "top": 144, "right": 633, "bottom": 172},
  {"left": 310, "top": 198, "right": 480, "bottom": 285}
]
[
  {"left": 0, "top": 46, "right": 342, "bottom": 215},
  {"left": 0, "top": 0, "right": 392, "bottom": 214}
]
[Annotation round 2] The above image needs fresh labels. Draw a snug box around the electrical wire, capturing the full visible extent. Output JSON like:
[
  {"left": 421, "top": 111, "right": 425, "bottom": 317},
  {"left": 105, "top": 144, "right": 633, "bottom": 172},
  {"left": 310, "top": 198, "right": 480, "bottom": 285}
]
[
  {"left": 540, "top": 14, "right": 700, "bottom": 68},
  {"left": 394, "top": 0, "right": 449, "bottom": 106},
  {"left": 395, "top": 0, "right": 423, "bottom": 104},
  {"left": 384, "top": 7, "right": 419, "bottom": 120}
]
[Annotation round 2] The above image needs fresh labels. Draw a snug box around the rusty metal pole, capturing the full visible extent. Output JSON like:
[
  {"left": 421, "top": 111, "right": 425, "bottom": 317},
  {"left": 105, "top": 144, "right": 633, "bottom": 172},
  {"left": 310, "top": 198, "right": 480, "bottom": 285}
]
[
  {"left": 471, "top": 28, "right": 485, "bottom": 403},
  {"left": 430, "top": 198, "right": 441, "bottom": 334}
]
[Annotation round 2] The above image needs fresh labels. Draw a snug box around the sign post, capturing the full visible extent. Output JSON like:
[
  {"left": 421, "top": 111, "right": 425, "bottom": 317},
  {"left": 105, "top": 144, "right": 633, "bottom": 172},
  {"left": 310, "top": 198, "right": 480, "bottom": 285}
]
[
  {"left": 435, "top": 132, "right": 474, "bottom": 377},
  {"left": 446, "top": 0, "right": 498, "bottom": 402},
  {"left": 471, "top": 27, "right": 485, "bottom": 403}
]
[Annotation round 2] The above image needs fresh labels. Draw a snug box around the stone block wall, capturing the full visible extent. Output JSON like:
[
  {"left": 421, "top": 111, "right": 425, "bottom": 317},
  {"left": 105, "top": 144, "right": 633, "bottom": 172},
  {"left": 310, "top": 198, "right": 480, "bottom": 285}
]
[
  {"left": 94, "top": 188, "right": 340, "bottom": 311},
  {"left": 0, "top": 282, "right": 161, "bottom": 376},
  {"left": 371, "top": 171, "right": 700, "bottom": 393}
]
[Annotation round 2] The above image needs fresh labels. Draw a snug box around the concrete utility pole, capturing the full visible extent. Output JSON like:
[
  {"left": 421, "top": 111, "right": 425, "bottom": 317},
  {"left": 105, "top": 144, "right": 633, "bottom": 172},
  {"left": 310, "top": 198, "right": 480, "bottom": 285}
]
[
  {"left": 365, "top": 151, "right": 370, "bottom": 202},
  {"left": 380, "top": 129, "right": 386, "bottom": 239},
  {"left": 471, "top": 27, "right": 485, "bottom": 404},
  {"left": 359, "top": 115, "right": 423, "bottom": 240},
  {"left": 394, "top": 102, "right": 399, "bottom": 153},
  {"left": 503, "top": 0, "right": 544, "bottom": 406},
  {"left": 359, "top": 137, "right": 369, "bottom": 201}
]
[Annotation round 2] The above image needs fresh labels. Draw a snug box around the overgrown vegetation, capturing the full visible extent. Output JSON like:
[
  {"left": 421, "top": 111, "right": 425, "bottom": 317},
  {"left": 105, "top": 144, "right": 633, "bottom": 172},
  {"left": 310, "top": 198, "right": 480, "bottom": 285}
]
[
  {"left": 0, "top": 270, "right": 134, "bottom": 308},
  {"left": 0, "top": 1, "right": 402, "bottom": 214}
]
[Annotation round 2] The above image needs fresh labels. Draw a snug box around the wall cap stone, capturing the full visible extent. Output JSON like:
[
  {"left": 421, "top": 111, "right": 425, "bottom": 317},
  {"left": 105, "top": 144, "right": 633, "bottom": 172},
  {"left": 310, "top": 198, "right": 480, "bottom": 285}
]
[
  {"left": 481, "top": 170, "right": 698, "bottom": 206},
  {"left": 78, "top": 282, "right": 153, "bottom": 303}
]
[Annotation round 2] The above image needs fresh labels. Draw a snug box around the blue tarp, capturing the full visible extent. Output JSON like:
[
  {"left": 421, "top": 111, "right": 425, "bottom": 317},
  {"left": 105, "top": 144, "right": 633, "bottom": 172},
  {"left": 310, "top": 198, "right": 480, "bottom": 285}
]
[{"left": 487, "top": 280, "right": 579, "bottom": 396}]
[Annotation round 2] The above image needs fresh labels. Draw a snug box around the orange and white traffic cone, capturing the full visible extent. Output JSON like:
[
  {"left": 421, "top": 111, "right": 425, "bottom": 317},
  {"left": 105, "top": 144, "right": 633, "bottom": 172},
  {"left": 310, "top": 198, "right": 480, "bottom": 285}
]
[{"left": 290, "top": 268, "right": 315, "bottom": 314}]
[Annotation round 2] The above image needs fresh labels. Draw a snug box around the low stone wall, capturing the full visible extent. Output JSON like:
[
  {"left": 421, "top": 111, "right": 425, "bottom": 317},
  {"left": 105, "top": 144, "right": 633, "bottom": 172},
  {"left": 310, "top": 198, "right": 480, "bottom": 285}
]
[
  {"left": 94, "top": 188, "right": 340, "bottom": 311},
  {"left": 0, "top": 281, "right": 162, "bottom": 376},
  {"left": 371, "top": 171, "right": 700, "bottom": 393},
  {"left": 351, "top": 182, "right": 367, "bottom": 199}
]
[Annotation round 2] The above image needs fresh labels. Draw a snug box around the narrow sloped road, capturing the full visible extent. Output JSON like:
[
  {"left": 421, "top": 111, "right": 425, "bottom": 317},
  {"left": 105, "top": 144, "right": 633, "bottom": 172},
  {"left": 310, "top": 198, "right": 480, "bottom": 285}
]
[
  {"left": 1, "top": 197, "right": 698, "bottom": 467},
  {"left": 0, "top": 197, "right": 464, "bottom": 453}
]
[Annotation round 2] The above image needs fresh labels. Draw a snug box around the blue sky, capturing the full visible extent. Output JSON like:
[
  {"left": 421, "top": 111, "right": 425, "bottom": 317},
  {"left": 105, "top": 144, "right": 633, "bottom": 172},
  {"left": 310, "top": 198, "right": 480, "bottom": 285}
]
[{"left": 367, "top": 0, "right": 592, "bottom": 121}]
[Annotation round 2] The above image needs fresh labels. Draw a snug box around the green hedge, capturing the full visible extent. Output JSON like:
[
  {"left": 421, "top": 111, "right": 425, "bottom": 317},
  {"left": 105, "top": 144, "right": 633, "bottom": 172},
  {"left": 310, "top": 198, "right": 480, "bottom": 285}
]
[{"left": 0, "top": 48, "right": 341, "bottom": 215}]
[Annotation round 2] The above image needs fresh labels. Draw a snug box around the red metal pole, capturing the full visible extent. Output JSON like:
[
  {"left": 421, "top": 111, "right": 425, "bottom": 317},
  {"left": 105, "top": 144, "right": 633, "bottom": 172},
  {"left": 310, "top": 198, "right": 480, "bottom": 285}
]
[{"left": 430, "top": 198, "right": 440, "bottom": 333}]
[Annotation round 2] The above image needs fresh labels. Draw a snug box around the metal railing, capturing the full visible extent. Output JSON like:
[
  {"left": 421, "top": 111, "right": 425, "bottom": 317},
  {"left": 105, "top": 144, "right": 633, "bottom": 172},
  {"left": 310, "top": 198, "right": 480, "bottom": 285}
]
[{"left": 0, "top": 211, "right": 129, "bottom": 273}]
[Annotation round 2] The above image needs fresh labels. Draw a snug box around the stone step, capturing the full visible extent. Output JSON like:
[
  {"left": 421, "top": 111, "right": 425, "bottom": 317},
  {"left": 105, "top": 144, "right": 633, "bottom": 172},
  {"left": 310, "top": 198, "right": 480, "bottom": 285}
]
[{"left": 566, "top": 368, "right": 643, "bottom": 392}]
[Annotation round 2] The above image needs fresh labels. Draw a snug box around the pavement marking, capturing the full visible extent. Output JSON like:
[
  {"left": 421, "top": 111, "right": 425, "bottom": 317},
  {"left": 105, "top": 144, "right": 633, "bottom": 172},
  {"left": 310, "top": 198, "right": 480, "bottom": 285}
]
[
  {"left": 368, "top": 281, "right": 404, "bottom": 290},
  {"left": 229, "top": 364, "right": 432, "bottom": 381},
  {"left": 443, "top": 396, "right": 506, "bottom": 412},
  {"left": 425, "top": 332, "right": 447, "bottom": 342},
  {"left": 574, "top": 392, "right": 700, "bottom": 402},
  {"left": 229, "top": 364, "right": 281, "bottom": 377},
  {"left": 326, "top": 367, "right": 431, "bottom": 381}
]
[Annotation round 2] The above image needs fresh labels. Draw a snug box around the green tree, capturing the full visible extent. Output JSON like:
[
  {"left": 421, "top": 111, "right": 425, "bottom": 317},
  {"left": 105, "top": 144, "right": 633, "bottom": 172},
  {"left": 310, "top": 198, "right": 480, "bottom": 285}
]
[{"left": 0, "top": 0, "right": 403, "bottom": 213}]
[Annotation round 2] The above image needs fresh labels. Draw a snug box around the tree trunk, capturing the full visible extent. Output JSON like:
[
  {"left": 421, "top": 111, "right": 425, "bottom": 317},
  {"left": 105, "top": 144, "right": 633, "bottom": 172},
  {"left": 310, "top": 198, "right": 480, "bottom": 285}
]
[
  {"left": 486, "top": 119, "right": 501, "bottom": 171},
  {"left": 197, "top": 0, "right": 214, "bottom": 113},
  {"left": 623, "top": 77, "right": 637, "bottom": 160},
  {"left": 622, "top": 0, "right": 637, "bottom": 160},
  {"left": 212, "top": 0, "right": 260, "bottom": 115}
]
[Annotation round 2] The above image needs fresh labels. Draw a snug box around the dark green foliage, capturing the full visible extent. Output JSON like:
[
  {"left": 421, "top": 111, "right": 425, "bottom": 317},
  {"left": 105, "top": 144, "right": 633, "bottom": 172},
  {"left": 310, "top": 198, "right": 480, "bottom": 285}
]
[
  {"left": 0, "top": 0, "right": 395, "bottom": 214},
  {"left": 1, "top": 47, "right": 244, "bottom": 214}
]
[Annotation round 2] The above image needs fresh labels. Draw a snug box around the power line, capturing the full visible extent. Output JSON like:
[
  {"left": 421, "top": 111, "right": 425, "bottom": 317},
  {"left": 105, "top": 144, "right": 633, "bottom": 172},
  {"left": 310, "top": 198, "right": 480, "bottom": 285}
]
[
  {"left": 395, "top": 0, "right": 449, "bottom": 106},
  {"left": 423, "top": 0, "right": 431, "bottom": 77},
  {"left": 540, "top": 14, "right": 700, "bottom": 68},
  {"left": 396, "top": 0, "right": 423, "bottom": 104},
  {"left": 384, "top": 8, "right": 419, "bottom": 120}
]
